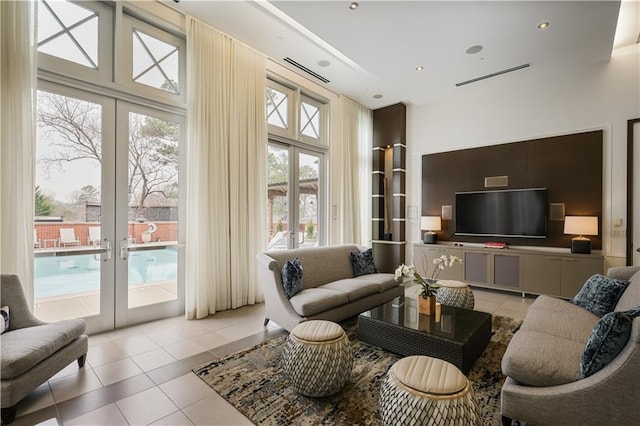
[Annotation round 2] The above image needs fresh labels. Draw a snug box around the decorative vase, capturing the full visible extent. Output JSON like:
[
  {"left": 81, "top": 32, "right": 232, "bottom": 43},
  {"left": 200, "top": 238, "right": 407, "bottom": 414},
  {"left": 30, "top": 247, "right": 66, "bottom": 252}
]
[{"left": 418, "top": 295, "right": 436, "bottom": 316}]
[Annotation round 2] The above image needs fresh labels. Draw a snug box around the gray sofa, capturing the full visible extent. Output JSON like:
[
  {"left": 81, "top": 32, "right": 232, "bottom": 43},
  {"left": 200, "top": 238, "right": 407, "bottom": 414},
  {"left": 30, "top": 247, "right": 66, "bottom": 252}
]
[
  {"left": 1, "top": 274, "right": 88, "bottom": 424},
  {"left": 257, "top": 244, "right": 404, "bottom": 331},
  {"left": 500, "top": 266, "right": 640, "bottom": 425}
]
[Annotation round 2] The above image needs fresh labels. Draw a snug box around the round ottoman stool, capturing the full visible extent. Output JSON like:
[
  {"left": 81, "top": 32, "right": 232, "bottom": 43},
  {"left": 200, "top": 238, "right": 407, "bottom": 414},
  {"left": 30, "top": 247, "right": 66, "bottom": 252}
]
[
  {"left": 282, "top": 320, "right": 353, "bottom": 397},
  {"left": 379, "top": 355, "right": 481, "bottom": 426},
  {"left": 436, "top": 280, "right": 475, "bottom": 309}
]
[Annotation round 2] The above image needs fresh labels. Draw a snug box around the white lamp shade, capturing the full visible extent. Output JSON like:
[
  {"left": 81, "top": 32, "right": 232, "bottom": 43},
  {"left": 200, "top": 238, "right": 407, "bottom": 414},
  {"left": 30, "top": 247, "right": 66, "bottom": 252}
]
[
  {"left": 564, "top": 216, "right": 598, "bottom": 236},
  {"left": 421, "top": 216, "right": 441, "bottom": 231}
]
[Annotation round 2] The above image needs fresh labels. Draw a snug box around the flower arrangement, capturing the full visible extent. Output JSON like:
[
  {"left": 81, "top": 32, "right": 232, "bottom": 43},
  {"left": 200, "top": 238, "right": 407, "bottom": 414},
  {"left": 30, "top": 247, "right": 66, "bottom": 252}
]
[{"left": 395, "top": 254, "right": 463, "bottom": 298}]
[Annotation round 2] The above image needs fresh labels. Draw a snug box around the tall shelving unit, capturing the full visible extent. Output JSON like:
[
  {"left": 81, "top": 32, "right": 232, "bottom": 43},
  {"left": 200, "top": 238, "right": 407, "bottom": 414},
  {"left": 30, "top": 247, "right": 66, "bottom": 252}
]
[{"left": 371, "top": 103, "right": 406, "bottom": 272}]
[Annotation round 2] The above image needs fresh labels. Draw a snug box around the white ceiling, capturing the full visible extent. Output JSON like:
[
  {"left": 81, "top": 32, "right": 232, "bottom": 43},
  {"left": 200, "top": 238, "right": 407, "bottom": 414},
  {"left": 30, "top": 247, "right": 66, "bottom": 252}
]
[{"left": 172, "top": 1, "right": 637, "bottom": 109}]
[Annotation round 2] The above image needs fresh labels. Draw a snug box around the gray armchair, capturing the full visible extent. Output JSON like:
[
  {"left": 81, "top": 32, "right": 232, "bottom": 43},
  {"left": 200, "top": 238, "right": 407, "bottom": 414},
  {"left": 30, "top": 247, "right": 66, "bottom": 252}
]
[{"left": 0, "top": 274, "right": 88, "bottom": 424}]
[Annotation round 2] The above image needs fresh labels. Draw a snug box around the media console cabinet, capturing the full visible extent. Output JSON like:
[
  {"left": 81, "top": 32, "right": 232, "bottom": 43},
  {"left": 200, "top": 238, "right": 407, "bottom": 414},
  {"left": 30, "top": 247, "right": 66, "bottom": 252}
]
[{"left": 412, "top": 243, "right": 603, "bottom": 299}]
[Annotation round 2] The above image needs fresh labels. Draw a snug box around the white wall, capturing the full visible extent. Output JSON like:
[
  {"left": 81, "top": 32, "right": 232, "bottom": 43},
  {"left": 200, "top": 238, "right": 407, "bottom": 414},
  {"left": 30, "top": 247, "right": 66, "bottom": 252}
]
[{"left": 406, "top": 46, "right": 640, "bottom": 268}]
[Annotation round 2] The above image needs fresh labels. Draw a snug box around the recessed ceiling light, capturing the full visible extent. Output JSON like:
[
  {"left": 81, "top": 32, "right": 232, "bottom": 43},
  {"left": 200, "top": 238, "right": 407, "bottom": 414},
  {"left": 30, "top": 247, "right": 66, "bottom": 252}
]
[
  {"left": 416, "top": 65, "right": 424, "bottom": 71},
  {"left": 466, "top": 45, "right": 483, "bottom": 55},
  {"left": 372, "top": 94, "right": 383, "bottom": 99},
  {"left": 349, "top": 2, "right": 359, "bottom": 10},
  {"left": 318, "top": 60, "right": 330, "bottom": 67},
  {"left": 537, "top": 22, "right": 550, "bottom": 30}
]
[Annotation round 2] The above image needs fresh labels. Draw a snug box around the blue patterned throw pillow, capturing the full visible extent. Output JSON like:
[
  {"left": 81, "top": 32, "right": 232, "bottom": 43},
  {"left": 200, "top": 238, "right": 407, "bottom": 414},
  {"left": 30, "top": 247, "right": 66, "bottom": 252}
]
[
  {"left": 571, "top": 274, "right": 629, "bottom": 317},
  {"left": 350, "top": 248, "right": 378, "bottom": 277},
  {"left": 581, "top": 306, "right": 640, "bottom": 378},
  {"left": 281, "top": 258, "right": 303, "bottom": 299},
  {"left": 1, "top": 306, "right": 8, "bottom": 334}
]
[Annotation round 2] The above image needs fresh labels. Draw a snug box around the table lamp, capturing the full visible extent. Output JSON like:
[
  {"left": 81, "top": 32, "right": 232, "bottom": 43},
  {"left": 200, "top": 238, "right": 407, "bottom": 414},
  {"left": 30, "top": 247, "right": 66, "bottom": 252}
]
[
  {"left": 564, "top": 216, "right": 598, "bottom": 254},
  {"left": 421, "top": 216, "right": 441, "bottom": 244}
]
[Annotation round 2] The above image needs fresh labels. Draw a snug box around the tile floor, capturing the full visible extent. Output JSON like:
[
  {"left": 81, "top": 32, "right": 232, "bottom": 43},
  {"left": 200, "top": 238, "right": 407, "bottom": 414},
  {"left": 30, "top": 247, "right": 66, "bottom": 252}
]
[{"left": 11, "top": 286, "right": 535, "bottom": 425}]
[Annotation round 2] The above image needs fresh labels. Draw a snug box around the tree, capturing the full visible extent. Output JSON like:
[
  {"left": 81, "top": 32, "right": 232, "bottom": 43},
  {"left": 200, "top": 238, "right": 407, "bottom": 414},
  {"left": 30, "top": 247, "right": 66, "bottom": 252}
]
[
  {"left": 37, "top": 92, "right": 179, "bottom": 209},
  {"left": 35, "top": 186, "right": 54, "bottom": 216}
]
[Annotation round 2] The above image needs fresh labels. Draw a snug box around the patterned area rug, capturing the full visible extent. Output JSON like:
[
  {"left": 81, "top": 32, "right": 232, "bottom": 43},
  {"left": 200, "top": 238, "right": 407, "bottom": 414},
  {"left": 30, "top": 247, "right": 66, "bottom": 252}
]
[{"left": 194, "top": 315, "right": 521, "bottom": 425}]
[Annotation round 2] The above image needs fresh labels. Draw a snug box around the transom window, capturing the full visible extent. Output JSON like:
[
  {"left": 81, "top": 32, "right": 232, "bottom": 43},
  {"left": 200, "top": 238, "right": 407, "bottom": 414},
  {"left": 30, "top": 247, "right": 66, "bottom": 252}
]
[
  {"left": 37, "top": 0, "right": 98, "bottom": 68},
  {"left": 133, "top": 29, "right": 180, "bottom": 94},
  {"left": 267, "top": 87, "right": 289, "bottom": 129},
  {"left": 300, "top": 100, "right": 320, "bottom": 139}
]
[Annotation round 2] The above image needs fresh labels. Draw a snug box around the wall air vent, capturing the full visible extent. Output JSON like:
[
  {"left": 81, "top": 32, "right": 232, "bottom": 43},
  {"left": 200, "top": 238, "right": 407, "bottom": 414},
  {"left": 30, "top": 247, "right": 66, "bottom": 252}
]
[
  {"left": 283, "top": 57, "right": 330, "bottom": 84},
  {"left": 484, "top": 175, "right": 509, "bottom": 188},
  {"left": 456, "top": 63, "right": 530, "bottom": 87}
]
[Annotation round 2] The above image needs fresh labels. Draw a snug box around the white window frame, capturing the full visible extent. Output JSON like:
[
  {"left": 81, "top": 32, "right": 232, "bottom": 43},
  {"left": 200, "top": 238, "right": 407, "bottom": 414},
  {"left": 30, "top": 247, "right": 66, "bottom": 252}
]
[
  {"left": 267, "top": 80, "right": 296, "bottom": 140},
  {"left": 117, "top": 14, "right": 186, "bottom": 105},
  {"left": 299, "top": 94, "right": 327, "bottom": 146},
  {"left": 37, "top": 0, "right": 113, "bottom": 84}
]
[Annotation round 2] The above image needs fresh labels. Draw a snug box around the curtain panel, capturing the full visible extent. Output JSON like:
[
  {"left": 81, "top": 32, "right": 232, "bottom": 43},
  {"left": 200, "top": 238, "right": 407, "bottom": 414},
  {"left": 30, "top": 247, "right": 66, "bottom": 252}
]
[
  {"left": 185, "top": 17, "right": 267, "bottom": 319},
  {"left": 330, "top": 96, "right": 372, "bottom": 246},
  {"left": 0, "top": 0, "right": 36, "bottom": 304}
]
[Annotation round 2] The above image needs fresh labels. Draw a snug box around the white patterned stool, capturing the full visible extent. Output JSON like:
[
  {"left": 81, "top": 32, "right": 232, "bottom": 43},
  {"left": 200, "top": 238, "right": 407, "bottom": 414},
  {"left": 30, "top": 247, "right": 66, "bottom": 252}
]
[
  {"left": 380, "top": 355, "right": 482, "bottom": 426},
  {"left": 282, "top": 320, "right": 353, "bottom": 397},
  {"left": 436, "top": 280, "right": 475, "bottom": 309}
]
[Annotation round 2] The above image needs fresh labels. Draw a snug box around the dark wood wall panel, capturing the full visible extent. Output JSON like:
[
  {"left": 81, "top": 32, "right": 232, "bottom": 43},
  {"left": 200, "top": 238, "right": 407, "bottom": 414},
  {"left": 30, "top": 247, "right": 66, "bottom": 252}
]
[{"left": 422, "top": 130, "right": 603, "bottom": 249}]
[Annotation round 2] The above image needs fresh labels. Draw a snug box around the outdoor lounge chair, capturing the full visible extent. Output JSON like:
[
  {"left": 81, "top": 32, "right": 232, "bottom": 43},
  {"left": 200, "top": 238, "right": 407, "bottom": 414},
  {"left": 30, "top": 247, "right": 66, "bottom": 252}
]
[
  {"left": 88, "top": 226, "right": 101, "bottom": 246},
  {"left": 59, "top": 228, "right": 80, "bottom": 247},
  {"left": 33, "top": 229, "right": 40, "bottom": 249}
]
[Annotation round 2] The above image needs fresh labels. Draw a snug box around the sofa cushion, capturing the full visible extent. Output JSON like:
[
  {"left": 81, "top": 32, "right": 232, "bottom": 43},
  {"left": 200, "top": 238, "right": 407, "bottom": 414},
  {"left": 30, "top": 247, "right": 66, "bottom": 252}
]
[
  {"left": 581, "top": 306, "right": 640, "bottom": 378},
  {"left": 289, "top": 288, "right": 350, "bottom": 317},
  {"left": 0, "top": 319, "right": 85, "bottom": 378},
  {"left": 615, "top": 271, "right": 640, "bottom": 311},
  {"left": 523, "top": 295, "right": 599, "bottom": 344},
  {"left": 352, "top": 273, "right": 399, "bottom": 293},
  {"left": 266, "top": 245, "right": 360, "bottom": 288},
  {"left": 350, "top": 248, "right": 377, "bottom": 277},
  {"left": 501, "top": 329, "right": 583, "bottom": 386},
  {"left": 1, "top": 306, "right": 8, "bottom": 334},
  {"left": 322, "top": 279, "right": 381, "bottom": 302},
  {"left": 572, "top": 274, "right": 629, "bottom": 317},
  {"left": 281, "top": 258, "right": 304, "bottom": 299}
]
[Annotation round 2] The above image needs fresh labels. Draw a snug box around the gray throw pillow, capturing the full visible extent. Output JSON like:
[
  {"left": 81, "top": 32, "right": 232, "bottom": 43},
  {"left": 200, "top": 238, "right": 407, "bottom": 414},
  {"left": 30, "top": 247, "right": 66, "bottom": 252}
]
[
  {"left": 350, "top": 248, "right": 378, "bottom": 277},
  {"left": 581, "top": 306, "right": 640, "bottom": 378},
  {"left": 571, "top": 274, "right": 629, "bottom": 317},
  {"left": 281, "top": 258, "right": 303, "bottom": 299}
]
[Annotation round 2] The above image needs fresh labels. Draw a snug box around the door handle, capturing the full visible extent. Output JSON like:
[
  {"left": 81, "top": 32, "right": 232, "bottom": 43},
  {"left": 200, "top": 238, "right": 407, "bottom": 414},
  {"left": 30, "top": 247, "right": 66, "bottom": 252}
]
[
  {"left": 120, "top": 239, "right": 128, "bottom": 260},
  {"left": 106, "top": 240, "right": 112, "bottom": 260}
]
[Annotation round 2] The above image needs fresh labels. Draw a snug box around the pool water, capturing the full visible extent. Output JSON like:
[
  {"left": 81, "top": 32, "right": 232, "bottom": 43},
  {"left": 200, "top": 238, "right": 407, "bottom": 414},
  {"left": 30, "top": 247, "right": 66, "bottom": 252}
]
[{"left": 34, "top": 249, "right": 178, "bottom": 299}]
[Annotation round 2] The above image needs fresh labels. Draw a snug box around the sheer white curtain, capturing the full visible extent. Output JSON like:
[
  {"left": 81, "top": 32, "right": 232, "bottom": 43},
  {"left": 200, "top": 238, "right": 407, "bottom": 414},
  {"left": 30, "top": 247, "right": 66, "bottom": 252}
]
[
  {"left": 0, "top": 0, "right": 36, "bottom": 303},
  {"left": 185, "top": 17, "right": 267, "bottom": 319},
  {"left": 330, "top": 96, "right": 372, "bottom": 246}
]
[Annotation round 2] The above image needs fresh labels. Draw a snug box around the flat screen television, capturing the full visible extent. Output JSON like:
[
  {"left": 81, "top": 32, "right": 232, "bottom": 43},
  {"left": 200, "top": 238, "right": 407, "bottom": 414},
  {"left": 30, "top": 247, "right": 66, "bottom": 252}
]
[{"left": 455, "top": 188, "right": 547, "bottom": 238}]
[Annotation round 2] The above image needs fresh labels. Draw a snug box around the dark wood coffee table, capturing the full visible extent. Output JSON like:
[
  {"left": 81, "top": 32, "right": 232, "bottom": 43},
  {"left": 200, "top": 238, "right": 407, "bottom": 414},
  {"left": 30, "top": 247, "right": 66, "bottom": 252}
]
[{"left": 358, "top": 296, "right": 492, "bottom": 374}]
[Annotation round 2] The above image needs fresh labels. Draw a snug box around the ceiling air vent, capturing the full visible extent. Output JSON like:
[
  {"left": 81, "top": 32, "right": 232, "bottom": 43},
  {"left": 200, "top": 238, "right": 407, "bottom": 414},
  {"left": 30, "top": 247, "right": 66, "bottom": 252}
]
[
  {"left": 456, "top": 63, "right": 530, "bottom": 87},
  {"left": 283, "top": 57, "right": 330, "bottom": 84}
]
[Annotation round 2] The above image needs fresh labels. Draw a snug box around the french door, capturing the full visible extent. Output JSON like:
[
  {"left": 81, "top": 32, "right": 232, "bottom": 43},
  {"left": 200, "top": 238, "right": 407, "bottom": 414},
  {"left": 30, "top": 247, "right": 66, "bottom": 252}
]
[
  {"left": 267, "top": 141, "right": 325, "bottom": 250},
  {"left": 34, "top": 83, "right": 184, "bottom": 334}
]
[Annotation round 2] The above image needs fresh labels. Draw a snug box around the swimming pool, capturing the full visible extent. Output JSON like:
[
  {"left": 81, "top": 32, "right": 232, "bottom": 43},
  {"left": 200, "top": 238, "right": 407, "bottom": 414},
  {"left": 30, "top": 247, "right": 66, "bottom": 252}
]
[{"left": 34, "top": 248, "right": 178, "bottom": 299}]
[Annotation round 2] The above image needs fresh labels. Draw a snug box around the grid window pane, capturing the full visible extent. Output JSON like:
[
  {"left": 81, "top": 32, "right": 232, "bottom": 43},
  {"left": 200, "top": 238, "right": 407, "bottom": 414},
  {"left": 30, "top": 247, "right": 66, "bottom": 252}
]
[
  {"left": 300, "top": 102, "right": 320, "bottom": 139},
  {"left": 37, "top": 0, "right": 98, "bottom": 69},
  {"left": 266, "top": 87, "right": 288, "bottom": 129},
  {"left": 132, "top": 30, "right": 180, "bottom": 94}
]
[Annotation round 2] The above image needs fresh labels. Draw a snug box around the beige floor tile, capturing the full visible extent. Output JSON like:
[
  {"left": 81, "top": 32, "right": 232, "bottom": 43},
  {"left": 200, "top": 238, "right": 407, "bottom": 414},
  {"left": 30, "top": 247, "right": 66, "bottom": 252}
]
[
  {"left": 34, "top": 297, "right": 94, "bottom": 322},
  {"left": 159, "top": 373, "right": 216, "bottom": 409},
  {"left": 164, "top": 339, "right": 209, "bottom": 360},
  {"left": 86, "top": 341, "right": 129, "bottom": 368},
  {"left": 150, "top": 410, "right": 194, "bottom": 425},
  {"left": 49, "top": 367, "right": 103, "bottom": 404},
  {"left": 499, "top": 296, "right": 537, "bottom": 312},
  {"left": 65, "top": 403, "right": 128, "bottom": 425},
  {"left": 190, "top": 331, "right": 231, "bottom": 351},
  {"left": 14, "top": 382, "right": 54, "bottom": 417},
  {"left": 183, "top": 394, "right": 252, "bottom": 426},
  {"left": 87, "top": 332, "right": 114, "bottom": 347},
  {"left": 214, "top": 319, "right": 267, "bottom": 341},
  {"left": 131, "top": 348, "right": 177, "bottom": 372},
  {"left": 49, "top": 360, "right": 88, "bottom": 382},
  {"left": 93, "top": 358, "right": 144, "bottom": 386},
  {"left": 116, "top": 387, "right": 179, "bottom": 425},
  {"left": 129, "top": 286, "right": 177, "bottom": 309},
  {"left": 472, "top": 288, "right": 512, "bottom": 303},
  {"left": 113, "top": 334, "right": 160, "bottom": 356}
]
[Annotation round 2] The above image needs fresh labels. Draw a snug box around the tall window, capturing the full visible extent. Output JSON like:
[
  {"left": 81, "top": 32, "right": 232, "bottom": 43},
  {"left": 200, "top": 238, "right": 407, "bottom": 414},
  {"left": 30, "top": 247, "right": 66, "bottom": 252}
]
[{"left": 35, "top": 0, "right": 186, "bottom": 332}]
